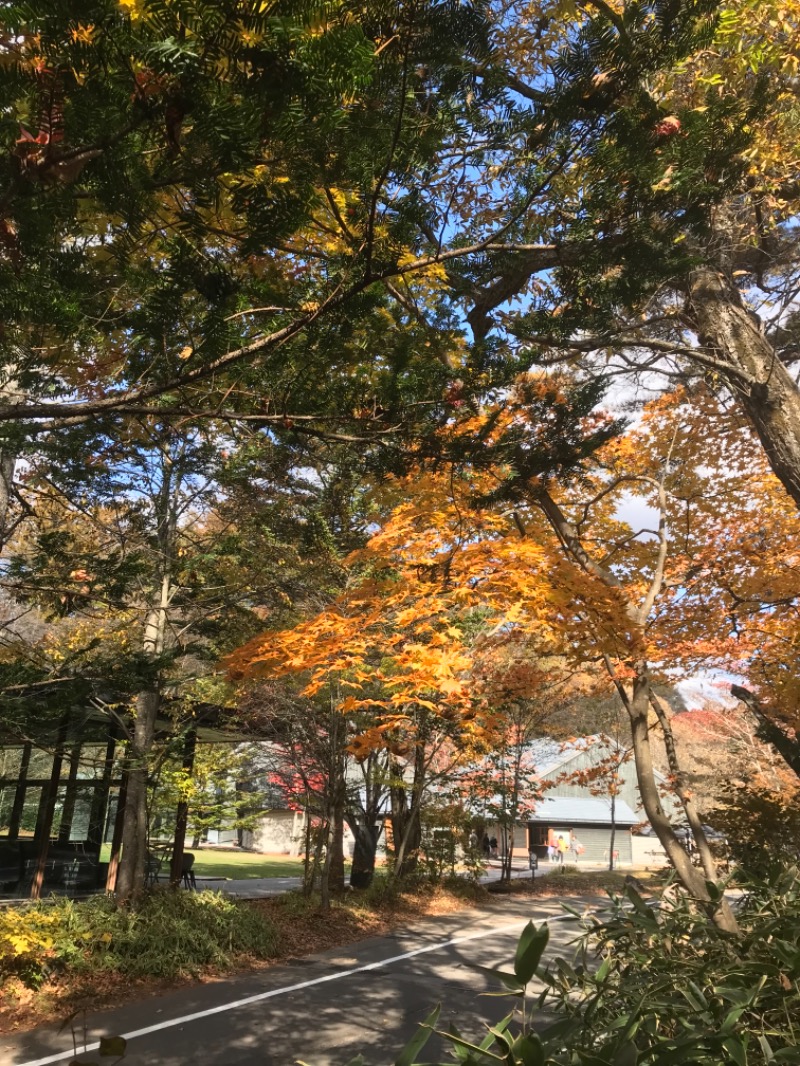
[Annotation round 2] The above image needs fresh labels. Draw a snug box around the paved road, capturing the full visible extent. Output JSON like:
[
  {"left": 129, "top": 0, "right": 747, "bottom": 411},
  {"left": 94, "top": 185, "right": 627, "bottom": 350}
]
[
  {"left": 215, "top": 860, "right": 555, "bottom": 899},
  {"left": 2, "top": 897, "right": 600, "bottom": 1066}
]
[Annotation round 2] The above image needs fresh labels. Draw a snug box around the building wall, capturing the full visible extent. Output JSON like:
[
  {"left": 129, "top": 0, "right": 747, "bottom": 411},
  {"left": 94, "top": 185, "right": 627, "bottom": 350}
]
[
  {"left": 489, "top": 822, "right": 633, "bottom": 866},
  {"left": 631, "top": 834, "right": 669, "bottom": 869},
  {"left": 243, "top": 810, "right": 357, "bottom": 858},
  {"left": 540, "top": 743, "right": 682, "bottom": 822},
  {"left": 205, "top": 828, "right": 238, "bottom": 845},
  {"left": 569, "top": 825, "right": 632, "bottom": 865},
  {"left": 486, "top": 823, "right": 529, "bottom": 855},
  {"left": 243, "top": 810, "right": 305, "bottom": 856}
]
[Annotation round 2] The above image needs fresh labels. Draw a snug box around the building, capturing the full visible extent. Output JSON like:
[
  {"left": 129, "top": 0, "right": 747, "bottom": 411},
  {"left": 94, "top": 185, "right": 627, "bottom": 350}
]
[
  {"left": 0, "top": 703, "right": 253, "bottom": 899},
  {"left": 527, "top": 795, "right": 640, "bottom": 865},
  {"left": 489, "top": 736, "right": 681, "bottom": 867}
]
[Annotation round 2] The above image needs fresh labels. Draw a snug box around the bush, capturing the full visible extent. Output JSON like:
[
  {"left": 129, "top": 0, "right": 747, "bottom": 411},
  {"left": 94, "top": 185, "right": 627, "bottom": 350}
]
[
  {"left": 378, "top": 866, "right": 800, "bottom": 1065},
  {"left": 0, "top": 889, "right": 278, "bottom": 989},
  {"left": 711, "top": 784, "right": 800, "bottom": 874}
]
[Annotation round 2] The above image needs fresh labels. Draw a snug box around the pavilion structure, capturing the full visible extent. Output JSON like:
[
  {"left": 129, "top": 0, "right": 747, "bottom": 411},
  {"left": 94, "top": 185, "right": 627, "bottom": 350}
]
[{"left": 0, "top": 703, "right": 241, "bottom": 900}]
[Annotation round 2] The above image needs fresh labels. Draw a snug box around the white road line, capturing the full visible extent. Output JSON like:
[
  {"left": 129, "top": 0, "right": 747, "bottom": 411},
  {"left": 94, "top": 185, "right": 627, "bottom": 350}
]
[{"left": 15, "top": 913, "right": 577, "bottom": 1066}]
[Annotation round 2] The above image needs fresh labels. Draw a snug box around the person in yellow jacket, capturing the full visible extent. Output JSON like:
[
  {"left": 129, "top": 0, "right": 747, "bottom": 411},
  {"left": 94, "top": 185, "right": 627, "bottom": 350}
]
[{"left": 556, "top": 834, "right": 569, "bottom": 865}]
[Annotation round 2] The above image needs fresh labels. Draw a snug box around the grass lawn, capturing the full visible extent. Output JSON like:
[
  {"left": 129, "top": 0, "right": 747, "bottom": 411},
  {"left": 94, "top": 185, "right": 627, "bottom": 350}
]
[
  {"left": 98, "top": 846, "right": 306, "bottom": 880},
  {"left": 191, "top": 850, "right": 305, "bottom": 880}
]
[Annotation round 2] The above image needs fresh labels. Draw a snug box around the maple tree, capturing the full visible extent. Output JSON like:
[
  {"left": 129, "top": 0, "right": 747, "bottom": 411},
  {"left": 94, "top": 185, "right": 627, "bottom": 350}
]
[
  {"left": 458, "top": 640, "right": 584, "bottom": 882},
  {"left": 232, "top": 373, "right": 799, "bottom": 925},
  {"left": 227, "top": 468, "right": 518, "bottom": 880},
  {"left": 554, "top": 733, "right": 633, "bottom": 872},
  {"left": 615, "top": 384, "right": 800, "bottom": 782}
]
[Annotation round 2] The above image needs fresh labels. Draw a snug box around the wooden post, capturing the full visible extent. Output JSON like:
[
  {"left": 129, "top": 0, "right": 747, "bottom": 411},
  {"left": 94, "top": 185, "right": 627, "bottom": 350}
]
[
  {"left": 88, "top": 730, "right": 117, "bottom": 851},
  {"left": 7, "top": 743, "right": 31, "bottom": 840},
  {"left": 30, "top": 724, "right": 68, "bottom": 900},
  {"left": 105, "top": 767, "right": 128, "bottom": 892},
  {"left": 57, "top": 742, "right": 82, "bottom": 844},
  {"left": 169, "top": 730, "right": 197, "bottom": 887}
]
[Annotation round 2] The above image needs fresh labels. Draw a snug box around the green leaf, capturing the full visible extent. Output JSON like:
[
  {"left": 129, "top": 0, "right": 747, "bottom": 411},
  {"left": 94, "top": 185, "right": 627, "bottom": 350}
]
[
  {"left": 480, "top": 1015, "right": 512, "bottom": 1051},
  {"left": 682, "top": 982, "right": 708, "bottom": 1011},
  {"left": 514, "top": 922, "right": 550, "bottom": 985},
  {"left": 439, "top": 1023, "right": 509, "bottom": 1060},
  {"left": 613, "top": 1041, "right": 639, "bottom": 1066},
  {"left": 512, "top": 1034, "right": 546, "bottom": 1066},
  {"left": 488, "top": 1025, "right": 513, "bottom": 1054},
  {"left": 595, "top": 956, "right": 612, "bottom": 985},
  {"left": 395, "top": 1005, "right": 441, "bottom": 1066},
  {"left": 471, "top": 963, "right": 525, "bottom": 993},
  {"left": 720, "top": 1006, "right": 748, "bottom": 1034},
  {"left": 446, "top": 1025, "right": 471, "bottom": 1064},
  {"left": 722, "top": 1036, "right": 747, "bottom": 1066},
  {"left": 771, "top": 1049, "right": 800, "bottom": 1063}
]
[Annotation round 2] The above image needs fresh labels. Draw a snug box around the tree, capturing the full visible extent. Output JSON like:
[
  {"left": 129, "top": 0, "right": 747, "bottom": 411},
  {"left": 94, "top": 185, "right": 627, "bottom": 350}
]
[
  {"left": 442, "top": 377, "right": 749, "bottom": 928},
  {"left": 460, "top": 640, "right": 582, "bottom": 882},
  {"left": 0, "top": 0, "right": 498, "bottom": 435},
  {"left": 227, "top": 471, "right": 511, "bottom": 881},
  {"left": 455, "top": 0, "right": 800, "bottom": 520},
  {"left": 152, "top": 742, "right": 263, "bottom": 849},
  {"left": 384, "top": 376, "right": 765, "bottom": 925},
  {"left": 555, "top": 734, "right": 633, "bottom": 871},
  {"left": 1, "top": 411, "right": 346, "bottom": 898}
]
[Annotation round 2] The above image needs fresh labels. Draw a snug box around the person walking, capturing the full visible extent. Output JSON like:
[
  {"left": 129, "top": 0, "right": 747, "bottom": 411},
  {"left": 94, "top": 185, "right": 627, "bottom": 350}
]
[
  {"left": 547, "top": 828, "right": 558, "bottom": 863},
  {"left": 556, "top": 833, "right": 569, "bottom": 866},
  {"left": 570, "top": 830, "right": 584, "bottom": 863}
]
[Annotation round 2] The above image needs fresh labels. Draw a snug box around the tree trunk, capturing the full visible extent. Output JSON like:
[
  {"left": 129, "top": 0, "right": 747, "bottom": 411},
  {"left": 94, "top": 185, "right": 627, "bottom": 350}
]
[
  {"left": 390, "top": 742, "right": 425, "bottom": 880},
  {"left": 349, "top": 822, "right": 380, "bottom": 888},
  {"left": 346, "top": 752, "right": 386, "bottom": 888},
  {"left": 324, "top": 704, "right": 347, "bottom": 894},
  {"left": 328, "top": 795, "right": 346, "bottom": 893},
  {"left": 627, "top": 668, "right": 739, "bottom": 934},
  {"left": 303, "top": 800, "right": 314, "bottom": 895},
  {"left": 394, "top": 805, "right": 421, "bottom": 879},
  {"left": 608, "top": 790, "right": 616, "bottom": 872},
  {"left": 169, "top": 729, "right": 197, "bottom": 887},
  {"left": 115, "top": 688, "right": 159, "bottom": 902},
  {"left": 731, "top": 685, "right": 800, "bottom": 780},
  {"left": 114, "top": 433, "right": 178, "bottom": 903},
  {"left": 689, "top": 265, "right": 800, "bottom": 512},
  {"left": 501, "top": 758, "right": 522, "bottom": 883},
  {"left": 649, "top": 692, "right": 719, "bottom": 882},
  {"left": 308, "top": 818, "right": 325, "bottom": 897},
  {"left": 320, "top": 815, "right": 332, "bottom": 913},
  {"left": 0, "top": 448, "right": 15, "bottom": 549}
]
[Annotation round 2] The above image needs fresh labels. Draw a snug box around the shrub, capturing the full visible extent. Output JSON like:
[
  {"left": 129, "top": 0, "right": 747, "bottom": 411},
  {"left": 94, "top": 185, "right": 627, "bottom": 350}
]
[
  {"left": 359, "top": 872, "right": 413, "bottom": 909},
  {"left": 0, "top": 906, "right": 60, "bottom": 988},
  {"left": 373, "top": 866, "right": 800, "bottom": 1065},
  {"left": 0, "top": 889, "right": 278, "bottom": 989}
]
